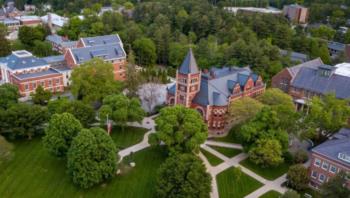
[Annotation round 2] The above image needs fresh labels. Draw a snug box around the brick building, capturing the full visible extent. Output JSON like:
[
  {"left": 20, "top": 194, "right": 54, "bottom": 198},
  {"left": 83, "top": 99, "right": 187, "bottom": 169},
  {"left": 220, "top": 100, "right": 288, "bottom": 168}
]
[
  {"left": 46, "top": 34, "right": 77, "bottom": 54},
  {"left": 0, "top": 50, "right": 64, "bottom": 97},
  {"left": 167, "top": 49, "right": 265, "bottom": 135},
  {"left": 272, "top": 58, "right": 350, "bottom": 110},
  {"left": 283, "top": 4, "right": 309, "bottom": 24},
  {"left": 309, "top": 128, "right": 350, "bottom": 188},
  {"left": 64, "top": 34, "right": 127, "bottom": 81}
]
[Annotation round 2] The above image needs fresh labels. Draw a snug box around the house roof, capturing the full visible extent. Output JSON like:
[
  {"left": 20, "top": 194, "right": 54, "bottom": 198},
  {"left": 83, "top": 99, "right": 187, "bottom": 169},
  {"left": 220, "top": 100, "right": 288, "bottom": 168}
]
[
  {"left": 287, "top": 58, "right": 323, "bottom": 78},
  {"left": 193, "top": 67, "right": 259, "bottom": 106},
  {"left": 179, "top": 49, "right": 199, "bottom": 74},
  {"left": 46, "top": 34, "right": 65, "bottom": 44},
  {"left": 41, "top": 13, "right": 68, "bottom": 27},
  {"left": 13, "top": 68, "right": 60, "bottom": 80},
  {"left": 328, "top": 41, "right": 345, "bottom": 52},
  {"left": 280, "top": 49, "right": 308, "bottom": 63},
  {"left": 168, "top": 83, "right": 176, "bottom": 95},
  {"left": 42, "top": 55, "right": 65, "bottom": 63},
  {"left": 312, "top": 128, "right": 350, "bottom": 167},
  {"left": 70, "top": 43, "right": 126, "bottom": 64},
  {"left": 81, "top": 34, "right": 121, "bottom": 47},
  {"left": 0, "top": 50, "right": 48, "bottom": 70}
]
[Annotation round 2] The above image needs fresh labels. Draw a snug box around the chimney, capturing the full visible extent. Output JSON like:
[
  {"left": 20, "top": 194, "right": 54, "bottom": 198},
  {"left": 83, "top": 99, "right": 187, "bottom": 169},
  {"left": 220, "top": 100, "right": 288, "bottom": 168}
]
[{"left": 48, "top": 13, "right": 53, "bottom": 34}]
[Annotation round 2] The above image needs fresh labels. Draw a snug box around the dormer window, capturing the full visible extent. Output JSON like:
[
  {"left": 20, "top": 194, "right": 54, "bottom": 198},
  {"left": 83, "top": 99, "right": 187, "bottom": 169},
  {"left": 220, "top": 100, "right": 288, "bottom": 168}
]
[{"left": 338, "top": 152, "right": 350, "bottom": 163}]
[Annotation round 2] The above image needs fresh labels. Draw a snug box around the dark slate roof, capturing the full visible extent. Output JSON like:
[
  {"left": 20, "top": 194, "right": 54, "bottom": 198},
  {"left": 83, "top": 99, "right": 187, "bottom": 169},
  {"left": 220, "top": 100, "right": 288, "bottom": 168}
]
[
  {"left": 168, "top": 84, "right": 176, "bottom": 95},
  {"left": 287, "top": 58, "right": 324, "bottom": 78},
  {"left": 328, "top": 41, "right": 345, "bottom": 52},
  {"left": 13, "top": 68, "right": 60, "bottom": 80},
  {"left": 81, "top": 35, "right": 121, "bottom": 47},
  {"left": 179, "top": 49, "right": 199, "bottom": 74},
  {"left": 43, "top": 55, "right": 65, "bottom": 63},
  {"left": 70, "top": 43, "right": 126, "bottom": 64},
  {"left": 192, "top": 67, "right": 259, "bottom": 106},
  {"left": 312, "top": 128, "right": 350, "bottom": 167},
  {"left": 332, "top": 128, "right": 350, "bottom": 140},
  {"left": 291, "top": 65, "right": 350, "bottom": 99},
  {"left": 0, "top": 51, "right": 48, "bottom": 70},
  {"left": 61, "top": 41, "right": 77, "bottom": 48},
  {"left": 280, "top": 49, "right": 308, "bottom": 63},
  {"left": 46, "top": 34, "right": 64, "bottom": 44}
]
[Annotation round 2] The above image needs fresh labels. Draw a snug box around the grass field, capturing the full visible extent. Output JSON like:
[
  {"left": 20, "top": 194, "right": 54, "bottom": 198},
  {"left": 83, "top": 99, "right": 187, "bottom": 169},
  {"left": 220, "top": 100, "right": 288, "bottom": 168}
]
[
  {"left": 110, "top": 126, "right": 148, "bottom": 149},
  {"left": 217, "top": 167, "right": 263, "bottom": 198},
  {"left": 209, "top": 145, "right": 241, "bottom": 158},
  {"left": 0, "top": 138, "right": 167, "bottom": 198},
  {"left": 200, "top": 148, "right": 223, "bottom": 166},
  {"left": 213, "top": 125, "right": 243, "bottom": 144},
  {"left": 240, "top": 158, "right": 290, "bottom": 180},
  {"left": 259, "top": 190, "right": 281, "bottom": 198}
]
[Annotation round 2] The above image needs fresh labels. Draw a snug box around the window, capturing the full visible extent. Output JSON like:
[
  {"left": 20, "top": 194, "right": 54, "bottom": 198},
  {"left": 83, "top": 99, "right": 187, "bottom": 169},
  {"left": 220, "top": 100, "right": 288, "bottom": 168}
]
[
  {"left": 329, "top": 165, "right": 337, "bottom": 174},
  {"left": 191, "top": 78, "right": 197, "bottom": 84},
  {"left": 322, "top": 162, "right": 329, "bottom": 170},
  {"left": 311, "top": 171, "right": 318, "bottom": 179},
  {"left": 48, "top": 80, "right": 52, "bottom": 86},
  {"left": 41, "top": 81, "right": 45, "bottom": 86},
  {"left": 319, "top": 174, "right": 326, "bottom": 183},
  {"left": 314, "top": 158, "right": 321, "bottom": 167},
  {"left": 25, "top": 84, "right": 29, "bottom": 91},
  {"left": 55, "top": 79, "right": 59, "bottom": 84},
  {"left": 32, "top": 82, "right": 36, "bottom": 89},
  {"left": 338, "top": 153, "right": 350, "bottom": 163}
]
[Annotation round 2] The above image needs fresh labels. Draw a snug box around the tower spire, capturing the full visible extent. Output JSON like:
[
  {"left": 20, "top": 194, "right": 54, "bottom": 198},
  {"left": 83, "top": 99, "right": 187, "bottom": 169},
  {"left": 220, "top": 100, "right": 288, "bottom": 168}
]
[{"left": 179, "top": 48, "right": 199, "bottom": 74}]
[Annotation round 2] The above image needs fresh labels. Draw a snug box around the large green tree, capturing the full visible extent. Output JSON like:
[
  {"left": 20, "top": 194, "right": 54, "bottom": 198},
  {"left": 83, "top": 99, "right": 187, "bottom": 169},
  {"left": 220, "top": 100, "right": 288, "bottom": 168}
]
[
  {"left": 248, "top": 139, "right": 284, "bottom": 167},
  {"left": 286, "top": 164, "right": 309, "bottom": 191},
  {"left": 67, "top": 127, "right": 117, "bottom": 189},
  {"left": 99, "top": 94, "right": 145, "bottom": 130},
  {"left": 0, "top": 23, "right": 10, "bottom": 56},
  {"left": 43, "top": 113, "right": 83, "bottom": 157},
  {"left": 132, "top": 37, "right": 157, "bottom": 67},
  {"left": 70, "top": 58, "right": 123, "bottom": 104},
  {"left": 156, "top": 154, "right": 211, "bottom": 198},
  {"left": 31, "top": 85, "right": 52, "bottom": 105},
  {"left": 321, "top": 171, "right": 350, "bottom": 198},
  {"left": 152, "top": 105, "right": 208, "bottom": 154},
  {"left": 0, "top": 84, "right": 19, "bottom": 110},
  {"left": 227, "top": 97, "right": 264, "bottom": 125}
]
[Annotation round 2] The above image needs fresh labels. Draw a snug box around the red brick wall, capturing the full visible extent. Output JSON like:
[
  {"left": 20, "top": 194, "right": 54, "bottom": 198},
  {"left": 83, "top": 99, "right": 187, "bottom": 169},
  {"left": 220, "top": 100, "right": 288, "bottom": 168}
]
[
  {"left": 64, "top": 50, "right": 76, "bottom": 69},
  {"left": 271, "top": 68, "right": 292, "bottom": 93},
  {"left": 113, "top": 60, "right": 126, "bottom": 81},
  {"left": 76, "top": 39, "right": 85, "bottom": 48}
]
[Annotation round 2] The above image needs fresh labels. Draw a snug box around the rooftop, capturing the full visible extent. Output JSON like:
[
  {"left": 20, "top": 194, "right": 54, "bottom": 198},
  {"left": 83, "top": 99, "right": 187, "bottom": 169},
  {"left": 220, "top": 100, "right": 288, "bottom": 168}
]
[
  {"left": 81, "top": 34, "right": 121, "bottom": 47},
  {"left": 13, "top": 68, "right": 60, "bottom": 80},
  {"left": 41, "top": 13, "right": 68, "bottom": 27},
  {"left": 224, "top": 6, "right": 282, "bottom": 14},
  {"left": 179, "top": 49, "right": 199, "bottom": 74},
  {"left": 328, "top": 41, "right": 346, "bottom": 52},
  {"left": 0, "top": 50, "right": 48, "bottom": 70}
]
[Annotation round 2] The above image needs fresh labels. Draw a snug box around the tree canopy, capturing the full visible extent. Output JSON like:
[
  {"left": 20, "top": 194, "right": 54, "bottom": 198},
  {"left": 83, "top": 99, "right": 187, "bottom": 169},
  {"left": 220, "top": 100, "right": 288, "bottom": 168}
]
[
  {"left": 0, "top": 84, "right": 19, "bottom": 110},
  {"left": 321, "top": 171, "right": 350, "bottom": 198},
  {"left": 43, "top": 113, "right": 83, "bottom": 157},
  {"left": 67, "top": 127, "right": 118, "bottom": 189},
  {"left": 286, "top": 164, "right": 309, "bottom": 191},
  {"left": 156, "top": 154, "right": 211, "bottom": 198},
  {"left": 31, "top": 86, "right": 52, "bottom": 105},
  {"left": 227, "top": 97, "right": 264, "bottom": 125},
  {"left": 152, "top": 105, "right": 208, "bottom": 154}
]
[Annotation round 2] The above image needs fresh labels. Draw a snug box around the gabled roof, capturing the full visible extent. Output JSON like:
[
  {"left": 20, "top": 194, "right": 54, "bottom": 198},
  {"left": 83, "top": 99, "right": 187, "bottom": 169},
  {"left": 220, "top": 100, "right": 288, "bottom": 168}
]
[
  {"left": 179, "top": 49, "right": 199, "bottom": 74},
  {"left": 81, "top": 35, "right": 121, "bottom": 47},
  {"left": 287, "top": 58, "right": 324, "bottom": 78},
  {"left": 312, "top": 128, "right": 350, "bottom": 167},
  {"left": 0, "top": 50, "right": 48, "bottom": 70},
  {"left": 70, "top": 43, "right": 126, "bottom": 65},
  {"left": 328, "top": 41, "right": 345, "bottom": 52},
  {"left": 280, "top": 49, "right": 309, "bottom": 63}
]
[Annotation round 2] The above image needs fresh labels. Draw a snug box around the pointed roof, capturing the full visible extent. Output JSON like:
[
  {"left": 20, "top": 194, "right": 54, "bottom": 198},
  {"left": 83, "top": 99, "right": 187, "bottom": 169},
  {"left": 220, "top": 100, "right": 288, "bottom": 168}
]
[{"left": 179, "top": 49, "right": 199, "bottom": 74}]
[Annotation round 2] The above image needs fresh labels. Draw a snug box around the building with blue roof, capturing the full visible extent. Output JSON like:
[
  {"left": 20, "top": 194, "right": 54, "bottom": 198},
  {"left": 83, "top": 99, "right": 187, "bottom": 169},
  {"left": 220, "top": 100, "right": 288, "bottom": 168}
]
[
  {"left": 309, "top": 128, "right": 350, "bottom": 188},
  {"left": 167, "top": 49, "right": 266, "bottom": 135}
]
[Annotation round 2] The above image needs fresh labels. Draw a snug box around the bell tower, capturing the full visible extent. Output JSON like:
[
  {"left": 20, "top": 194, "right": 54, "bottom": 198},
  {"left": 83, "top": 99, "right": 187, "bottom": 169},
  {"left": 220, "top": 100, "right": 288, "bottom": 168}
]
[{"left": 175, "top": 49, "right": 201, "bottom": 107}]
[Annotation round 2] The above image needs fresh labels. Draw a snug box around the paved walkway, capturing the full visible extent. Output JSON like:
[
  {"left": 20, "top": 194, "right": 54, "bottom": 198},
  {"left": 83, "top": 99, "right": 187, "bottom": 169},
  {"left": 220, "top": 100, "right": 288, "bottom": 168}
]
[
  {"left": 200, "top": 141, "right": 288, "bottom": 198},
  {"left": 118, "top": 115, "right": 157, "bottom": 161}
]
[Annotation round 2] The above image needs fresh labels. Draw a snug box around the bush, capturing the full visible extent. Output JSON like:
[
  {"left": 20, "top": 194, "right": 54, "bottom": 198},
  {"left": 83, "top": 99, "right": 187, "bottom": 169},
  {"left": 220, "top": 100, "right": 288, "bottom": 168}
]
[
  {"left": 283, "top": 151, "right": 294, "bottom": 164},
  {"left": 293, "top": 149, "right": 308, "bottom": 164}
]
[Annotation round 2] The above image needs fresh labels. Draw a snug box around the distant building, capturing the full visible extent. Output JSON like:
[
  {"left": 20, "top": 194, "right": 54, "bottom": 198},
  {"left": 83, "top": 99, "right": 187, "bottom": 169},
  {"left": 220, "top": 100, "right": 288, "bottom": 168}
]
[
  {"left": 24, "top": 4, "right": 36, "bottom": 13},
  {"left": 46, "top": 34, "right": 77, "bottom": 53},
  {"left": 309, "top": 128, "right": 350, "bottom": 188},
  {"left": 272, "top": 59, "right": 350, "bottom": 110},
  {"left": 283, "top": 4, "right": 309, "bottom": 24},
  {"left": 167, "top": 49, "right": 265, "bottom": 135},
  {"left": 0, "top": 18, "right": 20, "bottom": 31},
  {"left": 280, "top": 49, "right": 309, "bottom": 63},
  {"left": 0, "top": 50, "right": 64, "bottom": 97},
  {"left": 328, "top": 41, "right": 345, "bottom": 58},
  {"left": 0, "top": 1, "right": 22, "bottom": 19},
  {"left": 41, "top": 13, "right": 68, "bottom": 32},
  {"left": 15, "top": 15, "right": 41, "bottom": 27},
  {"left": 224, "top": 6, "right": 282, "bottom": 15}
]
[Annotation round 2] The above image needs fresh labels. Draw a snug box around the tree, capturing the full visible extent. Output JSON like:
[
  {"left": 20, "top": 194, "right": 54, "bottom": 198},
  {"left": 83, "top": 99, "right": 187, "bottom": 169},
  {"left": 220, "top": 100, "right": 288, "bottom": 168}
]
[
  {"left": 249, "top": 139, "right": 284, "bottom": 167},
  {"left": 0, "top": 83, "right": 19, "bottom": 110},
  {"left": 152, "top": 105, "right": 208, "bottom": 153},
  {"left": 67, "top": 127, "right": 117, "bottom": 189},
  {"left": 99, "top": 94, "right": 145, "bottom": 130},
  {"left": 125, "top": 50, "right": 143, "bottom": 97},
  {"left": 281, "top": 190, "right": 300, "bottom": 198},
  {"left": 48, "top": 98, "right": 95, "bottom": 127},
  {"left": 32, "top": 40, "right": 55, "bottom": 57},
  {"left": 31, "top": 86, "right": 52, "bottom": 105},
  {"left": 0, "top": 103, "right": 49, "bottom": 139},
  {"left": 137, "top": 83, "right": 163, "bottom": 113},
  {"left": 0, "top": 23, "right": 11, "bottom": 56},
  {"left": 156, "top": 154, "right": 211, "bottom": 198},
  {"left": 227, "top": 97, "right": 264, "bottom": 125},
  {"left": 71, "top": 58, "right": 123, "bottom": 104},
  {"left": 310, "top": 25, "right": 336, "bottom": 40},
  {"left": 43, "top": 113, "right": 83, "bottom": 157},
  {"left": 305, "top": 94, "right": 350, "bottom": 137},
  {"left": 258, "top": 88, "right": 294, "bottom": 109},
  {"left": 286, "top": 164, "right": 309, "bottom": 191},
  {"left": 132, "top": 37, "right": 157, "bottom": 67},
  {"left": 0, "top": 135, "right": 13, "bottom": 164},
  {"left": 321, "top": 171, "right": 350, "bottom": 198}
]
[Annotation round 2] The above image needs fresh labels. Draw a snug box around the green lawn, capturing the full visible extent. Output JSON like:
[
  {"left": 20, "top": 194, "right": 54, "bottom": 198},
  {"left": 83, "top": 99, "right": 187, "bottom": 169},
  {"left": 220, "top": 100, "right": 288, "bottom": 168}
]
[
  {"left": 239, "top": 158, "right": 290, "bottom": 180},
  {"left": 110, "top": 126, "right": 148, "bottom": 149},
  {"left": 213, "top": 125, "right": 243, "bottom": 144},
  {"left": 259, "top": 190, "right": 281, "bottom": 198},
  {"left": 217, "top": 167, "right": 263, "bottom": 198},
  {"left": 200, "top": 148, "right": 223, "bottom": 166},
  {"left": 0, "top": 138, "right": 167, "bottom": 198},
  {"left": 209, "top": 145, "right": 241, "bottom": 158}
]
